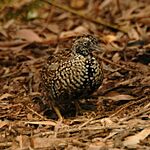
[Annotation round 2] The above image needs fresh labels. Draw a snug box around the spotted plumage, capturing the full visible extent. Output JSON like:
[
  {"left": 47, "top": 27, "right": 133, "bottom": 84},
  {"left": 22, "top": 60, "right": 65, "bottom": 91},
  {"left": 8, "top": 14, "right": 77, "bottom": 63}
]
[{"left": 41, "top": 35, "right": 103, "bottom": 118}]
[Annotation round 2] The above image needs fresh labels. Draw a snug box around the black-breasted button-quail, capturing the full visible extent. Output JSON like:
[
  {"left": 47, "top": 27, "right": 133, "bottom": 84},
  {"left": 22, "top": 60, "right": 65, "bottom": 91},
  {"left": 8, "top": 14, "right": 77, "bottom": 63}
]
[{"left": 41, "top": 35, "right": 103, "bottom": 119}]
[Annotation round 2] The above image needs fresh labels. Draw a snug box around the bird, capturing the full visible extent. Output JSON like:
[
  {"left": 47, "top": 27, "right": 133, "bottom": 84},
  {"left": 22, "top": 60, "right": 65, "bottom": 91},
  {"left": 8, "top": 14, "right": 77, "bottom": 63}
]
[{"left": 41, "top": 35, "right": 103, "bottom": 120}]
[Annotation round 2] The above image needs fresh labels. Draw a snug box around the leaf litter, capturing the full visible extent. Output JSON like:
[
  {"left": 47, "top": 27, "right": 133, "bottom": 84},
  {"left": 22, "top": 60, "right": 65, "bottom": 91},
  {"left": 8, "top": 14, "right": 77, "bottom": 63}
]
[{"left": 0, "top": 0, "right": 150, "bottom": 149}]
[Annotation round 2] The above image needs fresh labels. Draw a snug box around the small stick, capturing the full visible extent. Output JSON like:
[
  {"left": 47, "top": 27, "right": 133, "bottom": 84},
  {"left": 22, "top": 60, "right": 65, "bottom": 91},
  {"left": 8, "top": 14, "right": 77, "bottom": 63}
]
[{"left": 43, "top": 0, "right": 128, "bottom": 33}]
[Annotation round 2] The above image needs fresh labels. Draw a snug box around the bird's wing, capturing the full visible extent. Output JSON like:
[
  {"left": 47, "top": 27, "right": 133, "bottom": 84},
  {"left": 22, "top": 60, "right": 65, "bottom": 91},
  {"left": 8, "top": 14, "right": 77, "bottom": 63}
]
[{"left": 41, "top": 48, "right": 72, "bottom": 84}]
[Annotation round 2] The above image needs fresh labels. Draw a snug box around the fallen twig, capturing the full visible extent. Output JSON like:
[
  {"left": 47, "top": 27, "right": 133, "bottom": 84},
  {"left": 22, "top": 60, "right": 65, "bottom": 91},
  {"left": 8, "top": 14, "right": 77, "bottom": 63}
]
[{"left": 43, "top": 0, "right": 128, "bottom": 33}]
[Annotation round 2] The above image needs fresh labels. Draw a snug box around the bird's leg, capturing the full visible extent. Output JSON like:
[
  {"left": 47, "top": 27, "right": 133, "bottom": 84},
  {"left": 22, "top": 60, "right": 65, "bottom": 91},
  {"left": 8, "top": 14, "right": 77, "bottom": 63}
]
[
  {"left": 75, "top": 101, "right": 85, "bottom": 116},
  {"left": 51, "top": 102, "right": 63, "bottom": 121},
  {"left": 51, "top": 102, "right": 63, "bottom": 137}
]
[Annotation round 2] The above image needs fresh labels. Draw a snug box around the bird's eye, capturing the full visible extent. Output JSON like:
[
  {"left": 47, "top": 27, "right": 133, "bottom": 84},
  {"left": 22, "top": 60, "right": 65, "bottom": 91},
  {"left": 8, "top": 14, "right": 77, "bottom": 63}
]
[{"left": 83, "top": 41, "right": 88, "bottom": 46}]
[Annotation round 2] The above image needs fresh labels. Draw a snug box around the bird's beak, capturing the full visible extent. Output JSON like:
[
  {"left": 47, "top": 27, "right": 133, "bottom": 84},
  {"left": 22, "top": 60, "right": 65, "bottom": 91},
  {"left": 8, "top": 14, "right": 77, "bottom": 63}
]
[
  {"left": 93, "top": 44, "right": 103, "bottom": 51},
  {"left": 92, "top": 44, "right": 105, "bottom": 54},
  {"left": 93, "top": 45, "right": 100, "bottom": 51}
]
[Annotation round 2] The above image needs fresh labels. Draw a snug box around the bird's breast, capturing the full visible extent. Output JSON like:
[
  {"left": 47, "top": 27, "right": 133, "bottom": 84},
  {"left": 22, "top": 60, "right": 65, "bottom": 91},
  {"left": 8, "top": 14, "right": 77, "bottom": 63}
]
[{"left": 49, "top": 54, "right": 103, "bottom": 102}]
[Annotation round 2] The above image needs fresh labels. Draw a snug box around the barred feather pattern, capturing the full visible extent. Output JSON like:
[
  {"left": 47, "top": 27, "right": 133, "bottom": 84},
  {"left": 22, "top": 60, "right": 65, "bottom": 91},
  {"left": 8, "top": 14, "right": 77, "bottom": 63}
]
[{"left": 41, "top": 35, "right": 103, "bottom": 106}]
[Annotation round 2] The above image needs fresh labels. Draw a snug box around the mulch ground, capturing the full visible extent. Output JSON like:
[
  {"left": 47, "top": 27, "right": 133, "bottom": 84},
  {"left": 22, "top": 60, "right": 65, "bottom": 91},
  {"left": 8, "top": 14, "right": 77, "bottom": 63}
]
[{"left": 0, "top": 0, "right": 150, "bottom": 149}]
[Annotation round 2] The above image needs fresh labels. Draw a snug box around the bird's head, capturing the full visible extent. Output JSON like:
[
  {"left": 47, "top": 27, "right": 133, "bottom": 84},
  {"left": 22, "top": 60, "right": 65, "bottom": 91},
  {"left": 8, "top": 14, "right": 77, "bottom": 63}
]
[{"left": 71, "top": 35, "right": 99, "bottom": 56}]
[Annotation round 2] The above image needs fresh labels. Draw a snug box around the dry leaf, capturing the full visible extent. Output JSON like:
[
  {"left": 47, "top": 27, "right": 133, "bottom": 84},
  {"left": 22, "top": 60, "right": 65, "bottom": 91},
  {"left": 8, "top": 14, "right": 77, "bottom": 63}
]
[
  {"left": 47, "top": 23, "right": 61, "bottom": 34},
  {"left": 25, "top": 121, "right": 56, "bottom": 126},
  {"left": 112, "top": 52, "right": 121, "bottom": 63},
  {"left": 88, "top": 141, "right": 107, "bottom": 150},
  {"left": 100, "top": 118, "right": 116, "bottom": 127},
  {"left": 0, "top": 121, "right": 8, "bottom": 128},
  {"left": 16, "top": 29, "right": 42, "bottom": 42},
  {"left": 128, "top": 28, "right": 140, "bottom": 40},
  {"left": 16, "top": 135, "right": 31, "bottom": 150},
  {"left": 11, "top": 0, "right": 32, "bottom": 9},
  {"left": 0, "top": 93, "right": 13, "bottom": 100},
  {"left": 107, "top": 94, "right": 135, "bottom": 101},
  {"left": 123, "top": 127, "right": 150, "bottom": 147},
  {"left": 104, "top": 35, "right": 117, "bottom": 43},
  {"left": 70, "top": 0, "right": 86, "bottom": 9},
  {"left": 59, "top": 26, "right": 88, "bottom": 38},
  {"left": 32, "top": 137, "right": 67, "bottom": 149}
]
